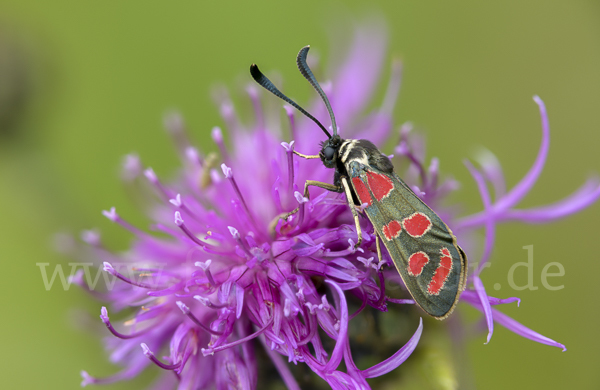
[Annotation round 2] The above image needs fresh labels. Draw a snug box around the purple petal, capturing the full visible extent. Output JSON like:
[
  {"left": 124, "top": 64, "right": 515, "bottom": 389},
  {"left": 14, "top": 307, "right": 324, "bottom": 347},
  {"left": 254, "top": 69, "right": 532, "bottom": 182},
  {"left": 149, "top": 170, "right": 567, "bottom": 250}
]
[
  {"left": 381, "top": 59, "right": 403, "bottom": 116},
  {"left": 464, "top": 160, "right": 496, "bottom": 275},
  {"left": 476, "top": 148, "right": 506, "bottom": 199},
  {"left": 460, "top": 177, "right": 600, "bottom": 228},
  {"left": 80, "top": 229, "right": 101, "bottom": 246},
  {"left": 211, "top": 126, "right": 223, "bottom": 144},
  {"left": 281, "top": 141, "right": 295, "bottom": 151},
  {"left": 323, "top": 280, "right": 349, "bottom": 373},
  {"left": 221, "top": 163, "right": 233, "bottom": 178},
  {"left": 169, "top": 194, "right": 182, "bottom": 207},
  {"left": 144, "top": 167, "right": 158, "bottom": 183},
  {"left": 467, "top": 298, "right": 566, "bottom": 351},
  {"left": 494, "top": 96, "right": 549, "bottom": 210},
  {"left": 329, "top": 23, "right": 387, "bottom": 132},
  {"left": 472, "top": 276, "right": 493, "bottom": 344},
  {"left": 503, "top": 177, "right": 600, "bottom": 223},
  {"left": 361, "top": 318, "right": 423, "bottom": 378},
  {"left": 386, "top": 298, "right": 415, "bottom": 305},
  {"left": 493, "top": 307, "right": 566, "bottom": 351},
  {"left": 259, "top": 336, "right": 301, "bottom": 390},
  {"left": 102, "top": 207, "right": 118, "bottom": 222},
  {"left": 294, "top": 191, "right": 309, "bottom": 204},
  {"left": 461, "top": 290, "right": 520, "bottom": 307},
  {"left": 121, "top": 154, "right": 142, "bottom": 181},
  {"left": 174, "top": 211, "right": 184, "bottom": 226}
]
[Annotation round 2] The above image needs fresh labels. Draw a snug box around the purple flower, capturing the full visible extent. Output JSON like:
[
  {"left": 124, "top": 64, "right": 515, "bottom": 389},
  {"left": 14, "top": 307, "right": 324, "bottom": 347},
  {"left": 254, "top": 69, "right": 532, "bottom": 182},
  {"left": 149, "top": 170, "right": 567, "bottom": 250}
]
[{"left": 69, "top": 23, "right": 599, "bottom": 389}]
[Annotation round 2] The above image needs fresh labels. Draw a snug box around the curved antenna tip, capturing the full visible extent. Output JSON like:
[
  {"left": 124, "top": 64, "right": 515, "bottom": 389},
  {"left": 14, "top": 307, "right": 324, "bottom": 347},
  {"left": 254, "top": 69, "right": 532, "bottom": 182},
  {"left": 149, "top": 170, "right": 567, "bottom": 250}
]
[
  {"left": 249, "top": 59, "right": 332, "bottom": 139},
  {"left": 296, "top": 45, "right": 338, "bottom": 136},
  {"left": 249, "top": 64, "right": 260, "bottom": 79}
]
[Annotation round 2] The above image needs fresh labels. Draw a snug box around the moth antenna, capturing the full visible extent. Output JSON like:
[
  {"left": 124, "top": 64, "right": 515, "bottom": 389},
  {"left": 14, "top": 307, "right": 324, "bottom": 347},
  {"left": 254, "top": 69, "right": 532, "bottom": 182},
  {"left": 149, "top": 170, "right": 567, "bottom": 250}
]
[
  {"left": 296, "top": 46, "right": 338, "bottom": 136},
  {"left": 250, "top": 64, "right": 332, "bottom": 139}
]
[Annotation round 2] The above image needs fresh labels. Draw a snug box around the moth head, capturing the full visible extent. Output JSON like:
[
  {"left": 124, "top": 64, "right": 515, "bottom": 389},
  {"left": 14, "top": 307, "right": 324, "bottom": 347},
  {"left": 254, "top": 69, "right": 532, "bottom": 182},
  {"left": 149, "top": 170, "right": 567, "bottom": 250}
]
[{"left": 320, "top": 135, "right": 342, "bottom": 168}]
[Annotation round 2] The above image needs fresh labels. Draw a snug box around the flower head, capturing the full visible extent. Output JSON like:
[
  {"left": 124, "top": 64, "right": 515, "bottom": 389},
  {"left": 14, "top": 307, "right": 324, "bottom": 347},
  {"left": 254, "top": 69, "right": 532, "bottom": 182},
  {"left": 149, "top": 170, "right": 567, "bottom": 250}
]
[{"left": 69, "top": 23, "right": 599, "bottom": 389}]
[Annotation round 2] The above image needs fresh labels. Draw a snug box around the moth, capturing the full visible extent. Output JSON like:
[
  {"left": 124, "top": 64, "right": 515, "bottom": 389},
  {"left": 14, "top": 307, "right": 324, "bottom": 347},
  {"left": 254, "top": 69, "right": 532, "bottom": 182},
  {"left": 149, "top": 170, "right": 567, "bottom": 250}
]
[{"left": 251, "top": 46, "right": 467, "bottom": 319}]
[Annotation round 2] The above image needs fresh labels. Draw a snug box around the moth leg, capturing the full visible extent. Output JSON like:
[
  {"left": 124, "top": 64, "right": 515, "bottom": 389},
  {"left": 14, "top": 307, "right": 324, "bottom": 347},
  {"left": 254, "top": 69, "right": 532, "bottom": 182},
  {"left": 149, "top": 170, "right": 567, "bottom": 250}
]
[
  {"left": 268, "top": 180, "right": 342, "bottom": 235},
  {"left": 302, "top": 180, "right": 341, "bottom": 197},
  {"left": 375, "top": 233, "right": 383, "bottom": 265},
  {"left": 340, "top": 177, "right": 362, "bottom": 248},
  {"left": 293, "top": 151, "right": 320, "bottom": 159}
]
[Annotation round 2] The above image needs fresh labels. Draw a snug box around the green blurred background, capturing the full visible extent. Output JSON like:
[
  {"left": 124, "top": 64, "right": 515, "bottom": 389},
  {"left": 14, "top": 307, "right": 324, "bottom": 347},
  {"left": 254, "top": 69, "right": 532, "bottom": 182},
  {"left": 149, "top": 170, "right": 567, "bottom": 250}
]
[{"left": 1, "top": 0, "right": 598, "bottom": 389}]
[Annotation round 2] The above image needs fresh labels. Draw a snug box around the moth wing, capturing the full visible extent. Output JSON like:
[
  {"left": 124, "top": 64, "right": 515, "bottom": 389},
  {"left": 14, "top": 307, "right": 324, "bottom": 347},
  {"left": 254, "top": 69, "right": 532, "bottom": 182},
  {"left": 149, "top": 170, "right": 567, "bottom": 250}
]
[{"left": 347, "top": 160, "right": 467, "bottom": 319}]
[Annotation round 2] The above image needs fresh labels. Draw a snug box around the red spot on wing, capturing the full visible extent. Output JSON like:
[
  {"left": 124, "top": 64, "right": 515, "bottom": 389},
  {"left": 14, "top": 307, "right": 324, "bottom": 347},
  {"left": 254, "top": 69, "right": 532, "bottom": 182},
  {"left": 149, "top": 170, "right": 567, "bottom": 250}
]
[
  {"left": 402, "top": 212, "right": 432, "bottom": 237},
  {"left": 408, "top": 252, "right": 429, "bottom": 276},
  {"left": 382, "top": 220, "right": 402, "bottom": 240},
  {"left": 427, "top": 247, "right": 453, "bottom": 295},
  {"left": 366, "top": 171, "right": 394, "bottom": 201},
  {"left": 351, "top": 177, "right": 372, "bottom": 206}
]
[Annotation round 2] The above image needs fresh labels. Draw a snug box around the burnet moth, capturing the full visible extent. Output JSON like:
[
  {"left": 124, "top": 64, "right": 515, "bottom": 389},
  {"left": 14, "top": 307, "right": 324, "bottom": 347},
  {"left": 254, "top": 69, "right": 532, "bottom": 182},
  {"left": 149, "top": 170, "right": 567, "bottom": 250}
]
[{"left": 250, "top": 46, "right": 467, "bottom": 319}]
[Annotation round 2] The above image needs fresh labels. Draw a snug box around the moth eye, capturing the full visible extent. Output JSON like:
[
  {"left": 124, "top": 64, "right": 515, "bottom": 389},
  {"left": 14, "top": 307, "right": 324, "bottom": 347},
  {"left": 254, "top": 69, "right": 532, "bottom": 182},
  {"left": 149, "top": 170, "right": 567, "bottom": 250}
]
[{"left": 324, "top": 146, "right": 335, "bottom": 160}]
